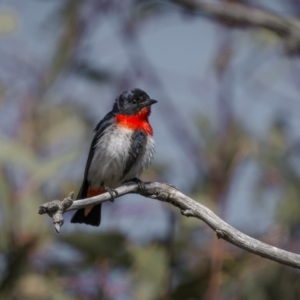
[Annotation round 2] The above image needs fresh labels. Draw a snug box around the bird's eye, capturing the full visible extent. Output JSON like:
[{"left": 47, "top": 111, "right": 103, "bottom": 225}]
[{"left": 132, "top": 99, "right": 137, "bottom": 104}]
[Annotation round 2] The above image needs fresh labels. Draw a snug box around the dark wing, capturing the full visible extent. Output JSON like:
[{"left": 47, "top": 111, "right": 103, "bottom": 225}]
[
  {"left": 122, "top": 129, "right": 146, "bottom": 178},
  {"left": 77, "top": 111, "right": 115, "bottom": 199},
  {"left": 71, "top": 111, "right": 115, "bottom": 226}
]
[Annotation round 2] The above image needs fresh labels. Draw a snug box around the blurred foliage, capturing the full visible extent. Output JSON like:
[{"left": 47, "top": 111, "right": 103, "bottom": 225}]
[
  {"left": 131, "top": 244, "right": 167, "bottom": 300},
  {"left": 0, "top": 11, "right": 17, "bottom": 35},
  {"left": 0, "top": 1, "right": 300, "bottom": 300},
  {"left": 62, "top": 232, "right": 132, "bottom": 266}
]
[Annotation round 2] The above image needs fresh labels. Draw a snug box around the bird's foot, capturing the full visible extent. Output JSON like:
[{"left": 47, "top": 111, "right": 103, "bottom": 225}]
[
  {"left": 102, "top": 185, "right": 118, "bottom": 202},
  {"left": 127, "top": 177, "right": 145, "bottom": 191}
]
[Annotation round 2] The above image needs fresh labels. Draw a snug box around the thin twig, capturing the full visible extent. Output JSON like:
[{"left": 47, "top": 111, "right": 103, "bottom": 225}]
[
  {"left": 38, "top": 181, "right": 300, "bottom": 269},
  {"left": 169, "top": 0, "right": 300, "bottom": 54}
]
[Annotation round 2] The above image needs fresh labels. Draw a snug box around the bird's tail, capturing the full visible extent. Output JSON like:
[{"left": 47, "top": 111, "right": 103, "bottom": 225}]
[{"left": 70, "top": 187, "right": 105, "bottom": 227}]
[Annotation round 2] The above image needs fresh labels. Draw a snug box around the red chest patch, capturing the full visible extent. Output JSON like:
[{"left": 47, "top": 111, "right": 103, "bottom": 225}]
[{"left": 116, "top": 108, "right": 153, "bottom": 135}]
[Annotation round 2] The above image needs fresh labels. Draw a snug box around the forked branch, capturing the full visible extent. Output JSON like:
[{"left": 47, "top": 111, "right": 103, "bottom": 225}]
[{"left": 38, "top": 181, "right": 300, "bottom": 269}]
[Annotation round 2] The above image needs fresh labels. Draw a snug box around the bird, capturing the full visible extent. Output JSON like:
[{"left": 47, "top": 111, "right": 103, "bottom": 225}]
[{"left": 70, "top": 88, "right": 157, "bottom": 226}]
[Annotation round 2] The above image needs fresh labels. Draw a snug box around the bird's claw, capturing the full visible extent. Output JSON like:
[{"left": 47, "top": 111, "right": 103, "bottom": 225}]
[
  {"left": 128, "top": 177, "right": 145, "bottom": 191},
  {"left": 103, "top": 186, "right": 118, "bottom": 202}
]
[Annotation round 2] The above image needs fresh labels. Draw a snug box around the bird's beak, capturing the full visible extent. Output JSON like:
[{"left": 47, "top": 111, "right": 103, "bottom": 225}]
[{"left": 141, "top": 99, "right": 157, "bottom": 108}]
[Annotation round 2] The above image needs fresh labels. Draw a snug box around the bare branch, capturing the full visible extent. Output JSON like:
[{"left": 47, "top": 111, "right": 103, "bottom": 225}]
[
  {"left": 39, "top": 181, "right": 300, "bottom": 269},
  {"left": 170, "top": 0, "right": 300, "bottom": 54}
]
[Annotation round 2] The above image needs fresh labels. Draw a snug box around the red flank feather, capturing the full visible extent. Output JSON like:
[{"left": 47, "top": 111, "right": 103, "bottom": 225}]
[
  {"left": 87, "top": 187, "right": 106, "bottom": 197},
  {"left": 84, "top": 187, "right": 106, "bottom": 216}
]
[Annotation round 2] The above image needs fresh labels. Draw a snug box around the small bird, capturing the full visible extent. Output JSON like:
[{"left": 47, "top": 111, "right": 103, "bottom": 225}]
[{"left": 71, "top": 88, "right": 157, "bottom": 226}]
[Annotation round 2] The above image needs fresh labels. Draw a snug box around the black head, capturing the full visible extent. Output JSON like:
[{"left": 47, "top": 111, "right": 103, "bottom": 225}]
[{"left": 113, "top": 88, "right": 157, "bottom": 115}]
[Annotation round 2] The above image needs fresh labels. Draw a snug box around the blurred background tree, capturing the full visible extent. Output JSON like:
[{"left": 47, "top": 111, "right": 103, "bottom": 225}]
[{"left": 0, "top": 0, "right": 300, "bottom": 299}]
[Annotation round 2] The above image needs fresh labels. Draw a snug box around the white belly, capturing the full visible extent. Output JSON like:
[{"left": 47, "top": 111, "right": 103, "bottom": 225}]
[{"left": 87, "top": 125, "right": 155, "bottom": 189}]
